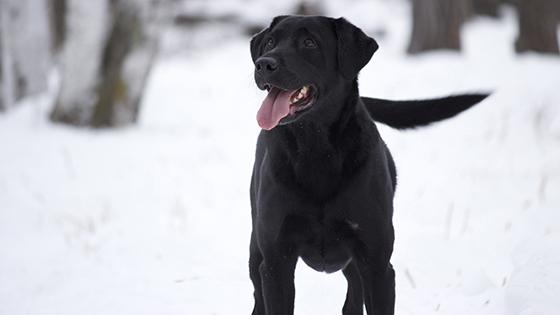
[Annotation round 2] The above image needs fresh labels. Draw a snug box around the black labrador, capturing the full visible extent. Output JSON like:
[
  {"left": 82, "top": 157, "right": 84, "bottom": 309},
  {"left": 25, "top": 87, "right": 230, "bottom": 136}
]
[{"left": 249, "top": 15, "right": 488, "bottom": 315}]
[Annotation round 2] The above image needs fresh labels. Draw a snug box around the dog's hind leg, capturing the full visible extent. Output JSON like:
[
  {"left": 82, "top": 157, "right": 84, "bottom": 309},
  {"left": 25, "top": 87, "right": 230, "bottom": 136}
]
[
  {"left": 250, "top": 232, "right": 265, "bottom": 315},
  {"left": 342, "top": 261, "right": 364, "bottom": 315}
]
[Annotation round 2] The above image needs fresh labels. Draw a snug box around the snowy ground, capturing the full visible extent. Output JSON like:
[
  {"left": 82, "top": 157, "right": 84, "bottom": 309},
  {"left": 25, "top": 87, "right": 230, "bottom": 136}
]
[{"left": 1, "top": 1, "right": 560, "bottom": 314}]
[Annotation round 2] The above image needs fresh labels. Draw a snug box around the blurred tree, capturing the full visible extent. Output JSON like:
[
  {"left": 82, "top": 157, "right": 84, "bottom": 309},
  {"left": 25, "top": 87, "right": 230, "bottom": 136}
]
[
  {"left": 48, "top": 0, "right": 66, "bottom": 53},
  {"left": 407, "top": 0, "right": 471, "bottom": 54},
  {"left": 294, "top": 0, "right": 324, "bottom": 16},
  {"left": 472, "top": 0, "right": 501, "bottom": 17},
  {"left": 50, "top": 0, "right": 158, "bottom": 127},
  {"left": 0, "top": 0, "right": 51, "bottom": 111},
  {"left": 515, "top": 0, "right": 559, "bottom": 54}
]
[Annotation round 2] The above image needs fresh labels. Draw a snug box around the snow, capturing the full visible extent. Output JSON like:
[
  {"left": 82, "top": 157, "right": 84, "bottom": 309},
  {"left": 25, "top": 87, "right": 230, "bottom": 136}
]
[{"left": 1, "top": 1, "right": 560, "bottom": 314}]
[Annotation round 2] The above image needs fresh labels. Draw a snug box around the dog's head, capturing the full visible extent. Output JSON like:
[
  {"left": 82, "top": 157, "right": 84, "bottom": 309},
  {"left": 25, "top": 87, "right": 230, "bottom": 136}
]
[{"left": 250, "top": 15, "right": 378, "bottom": 130}]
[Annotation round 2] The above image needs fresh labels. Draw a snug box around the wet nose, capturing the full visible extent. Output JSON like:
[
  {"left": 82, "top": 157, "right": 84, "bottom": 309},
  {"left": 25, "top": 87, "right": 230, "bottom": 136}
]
[{"left": 255, "top": 57, "right": 278, "bottom": 74}]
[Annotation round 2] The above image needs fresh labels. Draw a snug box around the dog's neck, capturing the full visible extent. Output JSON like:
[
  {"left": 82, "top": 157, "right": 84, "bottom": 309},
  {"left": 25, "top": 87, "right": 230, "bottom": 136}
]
[
  {"left": 284, "top": 80, "right": 359, "bottom": 135},
  {"left": 265, "top": 80, "right": 371, "bottom": 197},
  {"left": 269, "top": 80, "right": 366, "bottom": 154}
]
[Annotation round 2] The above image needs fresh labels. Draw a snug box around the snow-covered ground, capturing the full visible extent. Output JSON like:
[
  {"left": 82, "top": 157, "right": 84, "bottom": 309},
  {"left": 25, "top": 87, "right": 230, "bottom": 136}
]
[{"left": 1, "top": 1, "right": 560, "bottom": 314}]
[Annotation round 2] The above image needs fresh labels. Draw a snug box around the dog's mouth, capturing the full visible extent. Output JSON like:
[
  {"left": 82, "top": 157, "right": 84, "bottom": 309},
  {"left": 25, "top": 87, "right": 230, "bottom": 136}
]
[{"left": 256, "top": 84, "right": 316, "bottom": 130}]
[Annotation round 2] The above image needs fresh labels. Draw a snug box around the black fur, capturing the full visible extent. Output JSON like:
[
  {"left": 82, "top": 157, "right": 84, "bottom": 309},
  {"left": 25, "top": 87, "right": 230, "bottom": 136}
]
[
  {"left": 362, "top": 94, "right": 488, "bottom": 129},
  {"left": 334, "top": 18, "right": 379, "bottom": 80},
  {"left": 249, "top": 15, "right": 488, "bottom": 315}
]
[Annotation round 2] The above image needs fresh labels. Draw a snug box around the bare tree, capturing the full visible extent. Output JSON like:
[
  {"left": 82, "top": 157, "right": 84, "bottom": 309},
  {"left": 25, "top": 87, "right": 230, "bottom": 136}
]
[
  {"left": 50, "top": 0, "right": 158, "bottom": 127},
  {"left": 407, "top": 0, "right": 471, "bottom": 54},
  {"left": 515, "top": 0, "right": 559, "bottom": 54}
]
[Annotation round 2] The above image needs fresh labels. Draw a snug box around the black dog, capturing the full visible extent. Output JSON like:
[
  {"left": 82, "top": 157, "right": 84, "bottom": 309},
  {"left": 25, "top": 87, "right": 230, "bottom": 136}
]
[{"left": 249, "top": 15, "right": 487, "bottom": 315}]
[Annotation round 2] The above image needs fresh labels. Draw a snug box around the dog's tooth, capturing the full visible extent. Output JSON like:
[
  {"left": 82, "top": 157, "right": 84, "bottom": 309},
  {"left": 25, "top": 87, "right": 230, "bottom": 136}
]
[{"left": 301, "top": 86, "right": 308, "bottom": 94}]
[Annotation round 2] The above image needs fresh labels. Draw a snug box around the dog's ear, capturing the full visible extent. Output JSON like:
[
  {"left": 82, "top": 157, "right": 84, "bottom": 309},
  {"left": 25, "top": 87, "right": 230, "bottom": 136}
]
[
  {"left": 250, "top": 15, "right": 289, "bottom": 62},
  {"left": 333, "top": 18, "right": 378, "bottom": 80}
]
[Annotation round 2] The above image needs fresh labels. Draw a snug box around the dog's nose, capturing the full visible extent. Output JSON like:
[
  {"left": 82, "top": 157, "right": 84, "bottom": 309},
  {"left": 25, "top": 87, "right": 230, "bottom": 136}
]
[{"left": 255, "top": 57, "right": 278, "bottom": 74}]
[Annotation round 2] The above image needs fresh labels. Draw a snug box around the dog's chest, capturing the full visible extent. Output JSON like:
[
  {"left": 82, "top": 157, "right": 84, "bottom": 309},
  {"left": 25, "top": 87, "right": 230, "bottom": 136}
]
[
  {"left": 292, "top": 146, "right": 344, "bottom": 195},
  {"left": 284, "top": 213, "right": 357, "bottom": 273}
]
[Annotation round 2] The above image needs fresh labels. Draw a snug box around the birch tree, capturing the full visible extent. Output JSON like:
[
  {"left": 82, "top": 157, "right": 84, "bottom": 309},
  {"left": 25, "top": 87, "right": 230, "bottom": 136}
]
[
  {"left": 0, "top": 0, "right": 51, "bottom": 111},
  {"left": 50, "top": 0, "right": 159, "bottom": 127}
]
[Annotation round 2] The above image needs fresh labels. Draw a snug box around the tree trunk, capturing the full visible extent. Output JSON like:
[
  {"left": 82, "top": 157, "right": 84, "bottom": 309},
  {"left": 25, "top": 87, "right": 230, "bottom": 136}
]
[
  {"left": 515, "top": 0, "right": 559, "bottom": 54},
  {"left": 48, "top": 0, "right": 67, "bottom": 53},
  {"left": 0, "top": 0, "right": 51, "bottom": 111},
  {"left": 472, "top": 0, "right": 501, "bottom": 17},
  {"left": 50, "top": 0, "right": 158, "bottom": 127},
  {"left": 407, "top": 0, "right": 471, "bottom": 54},
  {"left": 294, "top": 0, "right": 324, "bottom": 16},
  {"left": 0, "top": 2, "right": 15, "bottom": 112}
]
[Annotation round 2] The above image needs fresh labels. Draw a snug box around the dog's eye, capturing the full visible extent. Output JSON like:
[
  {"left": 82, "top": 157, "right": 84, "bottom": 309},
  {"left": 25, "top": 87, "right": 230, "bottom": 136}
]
[
  {"left": 265, "top": 38, "right": 274, "bottom": 48},
  {"left": 303, "top": 38, "right": 317, "bottom": 48}
]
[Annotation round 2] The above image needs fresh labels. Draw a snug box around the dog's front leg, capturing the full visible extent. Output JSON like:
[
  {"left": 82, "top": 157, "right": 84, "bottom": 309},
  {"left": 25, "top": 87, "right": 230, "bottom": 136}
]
[
  {"left": 259, "top": 244, "right": 298, "bottom": 315},
  {"left": 342, "top": 261, "right": 364, "bottom": 315},
  {"left": 250, "top": 232, "right": 265, "bottom": 315},
  {"left": 356, "top": 253, "right": 395, "bottom": 315}
]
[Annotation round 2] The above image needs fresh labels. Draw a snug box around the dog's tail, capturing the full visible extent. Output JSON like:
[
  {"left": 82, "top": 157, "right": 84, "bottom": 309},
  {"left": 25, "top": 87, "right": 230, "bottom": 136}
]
[{"left": 361, "top": 93, "right": 489, "bottom": 130}]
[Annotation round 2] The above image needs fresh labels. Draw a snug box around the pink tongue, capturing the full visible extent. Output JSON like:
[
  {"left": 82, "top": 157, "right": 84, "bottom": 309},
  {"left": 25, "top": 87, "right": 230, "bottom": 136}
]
[{"left": 256, "top": 87, "right": 294, "bottom": 130}]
